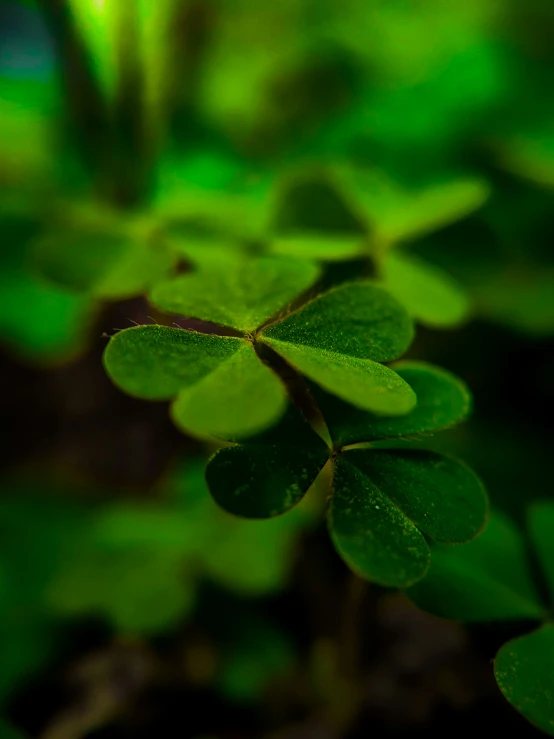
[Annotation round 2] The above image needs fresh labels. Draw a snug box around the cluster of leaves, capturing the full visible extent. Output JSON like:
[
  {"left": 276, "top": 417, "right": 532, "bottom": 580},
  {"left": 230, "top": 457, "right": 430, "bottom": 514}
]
[
  {"left": 0, "top": 461, "right": 316, "bottom": 709},
  {"left": 2, "top": 0, "right": 554, "bottom": 735},
  {"left": 408, "top": 503, "right": 554, "bottom": 736}
]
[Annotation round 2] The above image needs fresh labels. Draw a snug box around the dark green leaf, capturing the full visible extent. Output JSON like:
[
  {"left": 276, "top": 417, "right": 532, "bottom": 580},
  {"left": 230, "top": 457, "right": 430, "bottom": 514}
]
[
  {"left": 260, "top": 283, "right": 416, "bottom": 415},
  {"left": 495, "top": 625, "right": 554, "bottom": 736},
  {"left": 344, "top": 449, "right": 487, "bottom": 544},
  {"left": 103, "top": 325, "right": 244, "bottom": 400},
  {"left": 313, "top": 360, "right": 471, "bottom": 447},
  {"left": 205, "top": 407, "right": 329, "bottom": 518},
  {"left": 329, "top": 456, "right": 430, "bottom": 588},
  {"left": 380, "top": 251, "right": 470, "bottom": 328},
  {"left": 408, "top": 511, "right": 545, "bottom": 621},
  {"left": 528, "top": 501, "right": 554, "bottom": 606},
  {"left": 150, "top": 256, "right": 320, "bottom": 332}
]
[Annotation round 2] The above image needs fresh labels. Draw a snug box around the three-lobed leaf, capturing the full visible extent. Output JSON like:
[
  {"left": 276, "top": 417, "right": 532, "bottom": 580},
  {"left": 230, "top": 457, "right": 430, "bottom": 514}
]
[{"left": 150, "top": 255, "right": 321, "bottom": 332}]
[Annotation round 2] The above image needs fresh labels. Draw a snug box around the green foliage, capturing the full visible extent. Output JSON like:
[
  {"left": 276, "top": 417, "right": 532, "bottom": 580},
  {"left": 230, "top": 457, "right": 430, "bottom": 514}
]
[
  {"left": 408, "top": 501, "right": 554, "bottom": 732},
  {"left": 150, "top": 255, "right": 320, "bottom": 333},
  {"left": 104, "top": 281, "right": 416, "bottom": 437},
  {"left": 408, "top": 511, "right": 544, "bottom": 621},
  {"left": 206, "top": 361, "right": 487, "bottom": 588},
  {"left": 495, "top": 626, "right": 554, "bottom": 736},
  {"left": 0, "top": 461, "right": 316, "bottom": 703}
]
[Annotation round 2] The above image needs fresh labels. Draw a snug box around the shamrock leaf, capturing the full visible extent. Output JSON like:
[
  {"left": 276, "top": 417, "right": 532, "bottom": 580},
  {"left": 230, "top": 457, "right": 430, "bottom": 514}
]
[
  {"left": 495, "top": 625, "right": 554, "bottom": 737},
  {"left": 267, "top": 166, "right": 481, "bottom": 328},
  {"left": 104, "top": 325, "right": 286, "bottom": 439},
  {"left": 206, "top": 361, "right": 487, "bottom": 588},
  {"left": 149, "top": 255, "right": 320, "bottom": 333},
  {"left": 104, "top": 260, "right": 416, "bottom": 438}
]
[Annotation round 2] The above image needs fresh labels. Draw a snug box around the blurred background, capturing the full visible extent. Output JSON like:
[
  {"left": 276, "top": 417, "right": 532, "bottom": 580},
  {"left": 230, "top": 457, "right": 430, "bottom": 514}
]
[{"left": 1, "top": 0, "right": 554, "bottom": 736}]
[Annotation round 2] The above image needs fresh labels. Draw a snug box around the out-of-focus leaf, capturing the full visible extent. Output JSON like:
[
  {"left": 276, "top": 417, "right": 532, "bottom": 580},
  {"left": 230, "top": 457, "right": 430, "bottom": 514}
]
[
  {"left": 380, "top": 251, "right": 470, "bottom": 328},
  {"left": 528, "top": 501, "right": 554, "bottom": 605},
  {"left": 408, "top": 511, "right": 545, "bottom": 621},
  {"left": 33, "top": 228, "right": 175, "bottom": 299}
]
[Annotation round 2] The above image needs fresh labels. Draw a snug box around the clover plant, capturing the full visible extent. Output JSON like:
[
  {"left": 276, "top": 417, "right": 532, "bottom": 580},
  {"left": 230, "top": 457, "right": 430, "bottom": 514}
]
[{"left": 408, "top": 503, "right": 554, "bottom": 734}]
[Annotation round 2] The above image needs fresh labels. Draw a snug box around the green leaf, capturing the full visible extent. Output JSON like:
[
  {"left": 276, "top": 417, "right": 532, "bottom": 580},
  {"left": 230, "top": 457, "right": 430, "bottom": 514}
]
[
  {"left": 269, "top": 233, "right": 364, "bottom": 262},
  {"left": 528, "top": 501, "right": 554, "bottom": 606},
  {"left": 205, "top": 407, "right": 329, "bottom": 518},
  {"left": 495, "top": 625, "right": 554, "bottom": 736},
  {"left": 171, "top": 342, "right": 286, "bottom": 439},
  {"left": 380, "top": 251, "right": 470, "bottom": 328},
  {"left": 103, "top": 325, "right": 244, "bottom": 400},
  {"left": 260, "top": 283, "right": 416, "bottom": 415},
  {"left": 261, "top": 282, "right": 413, "bottom": 362},
  {"left": 329, "top": 456, "right": 430, "bottom": 588},
  {"left": 344, "top": 449, "right": 487, "bottom": 544},
  {"left": 408, "top": 511, "right": 545, "bottom": 621},
  {"left": 104, "top": 327, "right": 287, "bottom": 438},
  {"left": 314, "top": 360, "right": 471, "bottom": 447},
  {"left": 150, "top": 256, "right": 320, "bottom": 332},
  {"left": 372, "top": 177, "right": 490, "bottom": 244},
  {"left": 33, "top": 229, "right": 175, "bottom": 299}
]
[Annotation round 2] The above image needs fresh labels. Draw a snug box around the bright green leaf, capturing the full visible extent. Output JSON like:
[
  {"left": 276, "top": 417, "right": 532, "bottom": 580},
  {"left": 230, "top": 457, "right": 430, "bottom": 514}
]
[
  {"left": 261, "top": 282, "right": 414, "bottom": 362},
  {"left": 269, "top": 233, "right": 364, "bottom": 262},
  {"left": 528, "top": 501, "right": 554, "bottom": 606},
  {"left": 265, "top": 341, "right": 416, "bottom": 416},
  {"left": 260, "top": 283, "right": 416, "bottom": 415},
  {"left": 150, "top": 255, "right": 320, "bottom": 332},
  {"left": 380, "top": 251, "right": 470, "bottom": 328},
  {"left": 171, "top": 342, "right": 286, "bottom": 439},
  {"left": 408, "top": 511, "right": 545, "bottom": 621},
  {"left": 33, "top": 229, "right": 175, "bottom": 299},
  {"left": 103, "top": 325, "right": 244, "bottom": 400},
  {"left": 314, "top": 361, "right": 471, "bottom": 447},
  {"left": 495, "top": 625, "right": 554, "bottom": 736},
  {"left": 329, "top": 455, "right": 430, "bottom": 588},
  {"left": 345, "top": 449, "right": 487, "bottom": 544}
]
